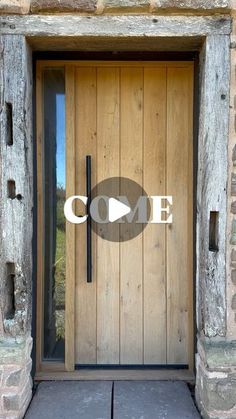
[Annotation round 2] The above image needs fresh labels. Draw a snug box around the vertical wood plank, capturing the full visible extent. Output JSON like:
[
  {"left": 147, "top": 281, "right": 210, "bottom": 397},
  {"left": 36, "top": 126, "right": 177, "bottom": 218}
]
[
  {"left": 166, "top": 66, "right": 193, "bottom": 365},
  {"left": 75, "top": 67, "right": 97, "bottom": 364},
  {"left": 120, "top": 67, "right": 143, "bottom": 364},
  {"left": 65, "top": 65, "right": 76, "bottom": 371},
  {"left": 96, "top": 67, "right": 120, "bottom": 364},
  {"left": 143, "top": 67, "right": 167, "bottom": 364}
]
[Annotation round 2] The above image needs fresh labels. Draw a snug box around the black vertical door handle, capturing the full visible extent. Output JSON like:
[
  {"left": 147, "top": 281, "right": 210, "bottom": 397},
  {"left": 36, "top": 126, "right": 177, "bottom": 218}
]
[{"left": 86, "top": 155, "right": 92, "bottom": 283}]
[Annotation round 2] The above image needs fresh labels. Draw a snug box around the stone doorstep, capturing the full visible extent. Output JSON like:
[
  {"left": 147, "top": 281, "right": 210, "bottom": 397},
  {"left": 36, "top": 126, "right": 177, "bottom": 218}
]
[{"left": 25, "top": 381, "right": 200, "bottom": 419}]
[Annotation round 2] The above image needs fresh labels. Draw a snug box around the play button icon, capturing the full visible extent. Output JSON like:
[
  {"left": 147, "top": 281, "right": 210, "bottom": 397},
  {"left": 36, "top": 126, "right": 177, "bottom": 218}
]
[
  {"left": 108, "top": 198, "right": 131, "bottom": 223},
  {"left": 90, "top": 177, "right": 151, "bottom": 242}
]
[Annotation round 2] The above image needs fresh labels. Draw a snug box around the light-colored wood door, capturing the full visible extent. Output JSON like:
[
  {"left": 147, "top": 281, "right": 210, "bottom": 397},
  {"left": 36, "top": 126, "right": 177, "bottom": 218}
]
[{"left": 67, "top": 62, "right": 193, "bottom": 367}]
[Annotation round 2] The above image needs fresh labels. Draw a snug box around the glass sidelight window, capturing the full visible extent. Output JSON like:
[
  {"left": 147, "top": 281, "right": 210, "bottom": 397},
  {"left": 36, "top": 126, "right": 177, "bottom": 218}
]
[{"left": 41, "top": 68, "right": 65, "bottom": 360}]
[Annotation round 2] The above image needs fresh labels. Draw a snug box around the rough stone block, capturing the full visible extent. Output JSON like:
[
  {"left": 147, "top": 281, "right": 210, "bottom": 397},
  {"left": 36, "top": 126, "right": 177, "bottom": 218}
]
[
  {"left": 231, "top": 173, "right": 236, "bottom": 196},
  {"left": 231, "top": 201, "right": 236, "bottom": 214},
  {"left": 30, "top": 0, "right": 96, "bottom": 13},
  {"left": 0, "top": 371, "right": 32, "bottom": 418},
  {"left": 199, "top": 340, "right": 236, "bottom": 369},
  {"left": 231, "top": 269, "right": 236, "bottom": 285},
  {"left": 0, "top": 0, "right": 30, "bottom": 14},
  {"left": 233, "top": 144, "right": 236, "bottom": 164},
  {"left": 0, "top": 347, "right": 25, "bottom": 366},
  {"left": 0, "top": 369, "right": 3, "bottom": 387},
  {"left": 102, "top": 0, "right": 150, "bottom": 12},
  {"left": 217, "top": 379, "right": 236, "bottom": 407},
  {"left": 152, "top": 0, "right": 230, "bottom": 11},
  {"left": 6, "top": 369, "right": 22, "bottom": 387},
  {"left": 231, "top": 249, "right": 236, "bottom": 261},
  {"left": 25, "top": 360, "right": 32, "bottom": 376},
  {"left": 3, "top": 394, "right": 20, "bottom": 411},
  {"left": 196, "top": 357, "right": 236, "bottom": 418},
  {"left": 0, "top": 337, "right": 32, "bottom": 366},
  {"left": 232, "top": 294, "right": 236, "bottom": 310},
  {"left": 231, "top": 219, "right": 236, "bottom": 245}
]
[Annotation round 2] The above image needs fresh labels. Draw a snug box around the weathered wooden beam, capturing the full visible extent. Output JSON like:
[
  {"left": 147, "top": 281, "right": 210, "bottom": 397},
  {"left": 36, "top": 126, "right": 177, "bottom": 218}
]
[
  {"left": 197, "top": 34, "right": 230, "bottom": 337},
  {"left": 0, "top": 15, "right": 232, "bottom": 38},
  {"left": 0, "top": 35, "right": 33, "bottom": 337}
]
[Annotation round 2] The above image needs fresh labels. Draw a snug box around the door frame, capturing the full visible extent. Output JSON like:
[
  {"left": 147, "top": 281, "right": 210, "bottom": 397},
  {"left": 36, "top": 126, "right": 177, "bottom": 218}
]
[{"left": 35, "top": 58, "right": 196, "bottom": 380}]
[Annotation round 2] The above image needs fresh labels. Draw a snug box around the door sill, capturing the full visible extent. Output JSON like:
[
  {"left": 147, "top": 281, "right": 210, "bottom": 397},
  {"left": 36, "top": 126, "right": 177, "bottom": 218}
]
[{"left": 35, "top": 369, "right": 195, "bottom": 383}]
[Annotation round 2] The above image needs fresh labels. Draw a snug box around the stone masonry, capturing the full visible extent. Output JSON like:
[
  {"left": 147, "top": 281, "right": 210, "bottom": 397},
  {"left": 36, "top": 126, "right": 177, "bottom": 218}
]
[
  {"left": 0, "top": 337, "right": 32, "bottom": 419},
  {"left": 0, "top": 0, "right": 232, "bottom": 14}
]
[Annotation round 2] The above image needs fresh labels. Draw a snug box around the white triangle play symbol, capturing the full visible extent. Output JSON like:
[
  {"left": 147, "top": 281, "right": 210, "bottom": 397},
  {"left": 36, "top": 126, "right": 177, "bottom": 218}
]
[{"left": 108, "top": 198, "right": 131, "bottom": 223}]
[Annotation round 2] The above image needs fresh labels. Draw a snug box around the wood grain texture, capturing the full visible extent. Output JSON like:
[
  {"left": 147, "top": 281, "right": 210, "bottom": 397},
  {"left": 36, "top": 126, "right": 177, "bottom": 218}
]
[
  {"left": 0, "top": 15, "right": 231, "bottom": 37},
  {"left": 36, "top": 61, "right": 194, "bottom": 370},
  {"left": 22, "top": 38, "right": 203, "bottom": 52},
  {"left": 143, "top": 67, "right": 167, "bottom": 364},
  {"left": 0, "top": 35, "right": 33, "bottom": 336},
  {"left": 35, "top": 61, "right": 196, "bottom": 68},
  {"left": 75, "top": 67, "right": 97, "bottom": 364},
  {"left": 120, "top": 67, "right": 143, "bottom": 364},
  {"left": 197, "top": 35, "right": 230, "bottom": 337},
  {"left": 96, "top": 67, "right": 120, "bottom": 364},
  {"left": 72, "top": 63, "right": 194, "bottom": 367},
  {"left": 35, "top": 368, "right": 195, "bottom": 382},
  {"left": 166, "top": 67, "right": 193, "bottom": 364}
]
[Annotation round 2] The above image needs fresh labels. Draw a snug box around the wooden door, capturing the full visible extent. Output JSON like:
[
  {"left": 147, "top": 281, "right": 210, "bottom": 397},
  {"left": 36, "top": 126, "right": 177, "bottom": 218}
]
[{"left": 66, "top": 62, "right": 193, "bottom": 368}]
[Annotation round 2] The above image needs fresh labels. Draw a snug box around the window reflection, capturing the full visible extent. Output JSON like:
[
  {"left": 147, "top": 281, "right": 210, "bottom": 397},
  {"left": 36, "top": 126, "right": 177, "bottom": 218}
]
[{"left": 43, "top": 68, "right": 65, "bottom": 360}]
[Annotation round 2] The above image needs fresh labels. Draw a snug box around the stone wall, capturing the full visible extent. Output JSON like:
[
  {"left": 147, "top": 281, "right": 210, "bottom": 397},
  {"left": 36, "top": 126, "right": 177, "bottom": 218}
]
[
  {"left": 196, "top": 340, "right": 236, "bottom": 418},
  {"left": 0, "top": 337, "right": 32, "bottom": 418},
  {"left": 0, "top": 0, "right": 231, "bottom": 14}
]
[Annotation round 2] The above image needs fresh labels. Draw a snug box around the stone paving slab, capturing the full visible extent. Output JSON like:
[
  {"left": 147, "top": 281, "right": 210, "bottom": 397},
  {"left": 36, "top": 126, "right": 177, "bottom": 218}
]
[
  {"left": 113, "top": 381, "right": 200, "bottom": 419},
  {"left": 25, "top": 381, "right": 112, "bottom": 419},
  {"left": 25, "top": 380, "right": 200, "bottom": 419}
]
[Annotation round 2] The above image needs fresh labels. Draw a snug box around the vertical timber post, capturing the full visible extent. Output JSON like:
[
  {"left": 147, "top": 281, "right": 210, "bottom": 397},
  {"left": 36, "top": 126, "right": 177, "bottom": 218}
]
[
  {"left": 0, "top": 35, "right": 33, "bottom": 417},
  {"left": 196, "top": 34, "right": 231, "bottom": 417}
]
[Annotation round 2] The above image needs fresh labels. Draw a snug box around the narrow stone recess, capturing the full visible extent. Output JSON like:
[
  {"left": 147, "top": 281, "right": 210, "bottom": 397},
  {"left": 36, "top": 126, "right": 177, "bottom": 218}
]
[
  {"left": 7, "top": 180, "right": 16, "bottom": 199},
  {"left": 4, "top": 263, "right": 16, "bottom": 320},
  {"left": 209, "top": 211, "right": 219, "bottom": 252},
  {"left": 6, "top": 102, "right": 13, "bottom": 146}
]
